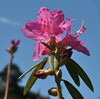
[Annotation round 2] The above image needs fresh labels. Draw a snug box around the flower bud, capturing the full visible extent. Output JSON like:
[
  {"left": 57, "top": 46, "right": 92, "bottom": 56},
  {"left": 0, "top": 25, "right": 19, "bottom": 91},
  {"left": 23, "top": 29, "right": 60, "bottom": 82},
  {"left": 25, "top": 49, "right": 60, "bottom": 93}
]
[
  {"left": 6, "top": 40, "right": 20, "bottom": 54},
  {"left": 44, "top": 68, "right": 55, "bottom": 75},
  {"left": 48, "top": 87, "right": 58, "bottom": 96},
  {"left": 34, "top": 69, "right": 55, "bottom": 79},
  {"left": 34, "top": 69, "right": 47, "bottom": 79}
]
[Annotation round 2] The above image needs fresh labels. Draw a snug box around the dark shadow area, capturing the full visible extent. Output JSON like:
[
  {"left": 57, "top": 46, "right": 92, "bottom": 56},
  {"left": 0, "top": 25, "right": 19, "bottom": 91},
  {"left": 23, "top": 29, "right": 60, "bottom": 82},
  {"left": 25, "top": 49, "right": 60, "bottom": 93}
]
[{"left": 0, "top": 64, "right": 49, "bottom": 99}]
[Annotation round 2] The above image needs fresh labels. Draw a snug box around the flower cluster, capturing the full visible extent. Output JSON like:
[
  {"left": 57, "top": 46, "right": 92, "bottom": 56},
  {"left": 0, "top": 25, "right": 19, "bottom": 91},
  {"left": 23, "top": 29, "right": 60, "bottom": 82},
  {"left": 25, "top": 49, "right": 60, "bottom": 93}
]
[{"left": 21, "top": 7, "right": 90, "bottom": 61}]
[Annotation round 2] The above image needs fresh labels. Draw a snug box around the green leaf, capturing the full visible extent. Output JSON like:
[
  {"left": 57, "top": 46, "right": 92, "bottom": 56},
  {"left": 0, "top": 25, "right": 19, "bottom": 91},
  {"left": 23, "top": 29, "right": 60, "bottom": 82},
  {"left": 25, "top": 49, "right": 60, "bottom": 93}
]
[
  {"left": 65, "top": 62, "right": 80, "bottom": 86},
  {"left": 54, "top": 53, "right": 60, "bottom": 70},
  {"left": 41, "top": 42, "right": 51, "bottom": 50},
  {"left": 59, "top": 56, "right": 69, "bottom": 67},
  {"left": 67, "top": 58, "right": 94, "bottom": 92},
  {"left": 48, "top": 54, "right": 59, "bottom": 70},
  {"left": 18, "top": 65, "right": 37, "bottom": 79},
  {"left": 23, "top": 58, "right": 48, "bottom": 95},
  {"left": 63, "top": 80, "right": 84, "bottom": 99},
  {"left": 48, "top": 54, "right": 55, "bottom": 70}
]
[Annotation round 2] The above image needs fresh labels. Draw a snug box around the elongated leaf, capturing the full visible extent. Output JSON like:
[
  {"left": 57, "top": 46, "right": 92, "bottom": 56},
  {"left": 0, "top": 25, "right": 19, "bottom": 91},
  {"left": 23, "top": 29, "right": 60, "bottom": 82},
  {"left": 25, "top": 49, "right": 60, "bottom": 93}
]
[
  {"left": 65, "top": 62, "right": 80, "bottom": 86},
  {"left": 54, "top": 55, "right": 60, "bottom": 70},
  {"left": 63, "top": 80, "right": 84, "bottom": 99},
  {"left": 59, "top": 56, "right": 69, "bottom": 67},
  {"left": 24, "top": 58, "right": 48, "bottom": 95},
  {"left": 41, "top": 42, "right": 51, "bottom": 50},
  {"left": 67, "top": 58, "right": 94, "bottom": 92},
  {"left": 48, "top": 54, "right": 54, "bottom": 70},
  {"left": 48, "top": 54, "right": 59, "bottom": 70},
  {"left": 18, "top": 65, "right": 37, "bottom": 79}
]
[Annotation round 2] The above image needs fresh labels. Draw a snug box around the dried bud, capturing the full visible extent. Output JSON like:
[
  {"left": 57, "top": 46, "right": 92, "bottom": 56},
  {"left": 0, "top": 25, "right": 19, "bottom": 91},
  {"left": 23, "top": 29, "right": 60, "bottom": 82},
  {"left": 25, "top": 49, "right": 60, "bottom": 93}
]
[
  {"left": 6, "top": 40, "right": 20, "bottom": 54},
  {"left": 48, "top": 87, "right": 58, "bottom": 96}
]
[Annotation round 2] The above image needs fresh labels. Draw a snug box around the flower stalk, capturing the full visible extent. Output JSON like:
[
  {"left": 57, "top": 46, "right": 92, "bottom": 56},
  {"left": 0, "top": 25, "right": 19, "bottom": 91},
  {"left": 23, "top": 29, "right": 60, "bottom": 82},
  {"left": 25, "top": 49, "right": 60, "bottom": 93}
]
[
  {"left": 54, "top": 71, "right": 64, "bottom": 99},
  {"left": 4, "top": 40, "right": 20, "bottom": 99},
  {"left": 4, "top": 54, "right": 14, "bottom": 99}
]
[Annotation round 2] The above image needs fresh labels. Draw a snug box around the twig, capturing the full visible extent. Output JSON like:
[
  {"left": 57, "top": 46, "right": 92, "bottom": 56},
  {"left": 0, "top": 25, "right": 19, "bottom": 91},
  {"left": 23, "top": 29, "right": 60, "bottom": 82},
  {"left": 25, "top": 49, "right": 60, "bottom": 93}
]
[
  {"left": 4, "top": 54, "right": 14, "bottom": 99},
  {"left": 54, "top": 73, "right": 64, "bottom": 99}
]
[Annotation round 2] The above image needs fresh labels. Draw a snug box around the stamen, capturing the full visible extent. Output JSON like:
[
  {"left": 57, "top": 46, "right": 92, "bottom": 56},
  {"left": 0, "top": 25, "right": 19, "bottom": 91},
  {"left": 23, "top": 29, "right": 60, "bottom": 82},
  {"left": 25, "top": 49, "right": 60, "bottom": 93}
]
[{"left": 74, "top": 18, "right": 87, "bottom": 37}]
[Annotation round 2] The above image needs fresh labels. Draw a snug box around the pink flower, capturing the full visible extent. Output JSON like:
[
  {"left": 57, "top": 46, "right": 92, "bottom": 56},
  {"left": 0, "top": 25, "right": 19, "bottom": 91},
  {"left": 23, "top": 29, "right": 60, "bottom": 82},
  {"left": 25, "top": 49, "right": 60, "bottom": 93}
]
[
  {"left": 61, "top": 20, "right": 90, "bottom": 56},
  {"left": 21, "top": 7, "right": 72, "bottom": 61}
]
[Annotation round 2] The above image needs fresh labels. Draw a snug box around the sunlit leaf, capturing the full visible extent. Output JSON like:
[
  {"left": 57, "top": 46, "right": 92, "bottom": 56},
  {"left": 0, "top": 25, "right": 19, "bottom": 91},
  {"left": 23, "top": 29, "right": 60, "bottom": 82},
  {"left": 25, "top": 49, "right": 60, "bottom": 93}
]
[
  {"left": 23, "top": 58, "right": 48, "bottom": 95},
  {"left": 67, "top": 58, "right": 94, "bottom": 92},
  {"left": 54, "top": 53, "right": 60, "bottom": 70},
  {"left": 48, "top": 54, "right": 59, "bottom": 70},
  {"left": 48, "top": 54, "right": 54, "bottom": 70},
  {"left": 63, "top": 80, "right": 84, "bottom": 99},
  {"left": 65, "top": 62, "right": 80, "bottom": 86}
]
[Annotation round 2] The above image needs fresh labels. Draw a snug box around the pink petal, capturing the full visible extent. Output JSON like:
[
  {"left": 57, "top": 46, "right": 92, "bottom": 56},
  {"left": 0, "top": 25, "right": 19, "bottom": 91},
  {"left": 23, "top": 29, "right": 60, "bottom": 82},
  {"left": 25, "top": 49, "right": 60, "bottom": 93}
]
[
  {"left": 50, "top": 9, "right": 64, "bottom": 35},
  {"left": 60, "top": 18, "right": 75, "bottom": 33},
  {"left": 74, "top": 44, "right": 90, "bottom": 56},
  {"left": 33, "top": 41, "right": 47, "bottom": 61},
  {"left": 37, "top": 7, "right": 64, "bottom": 36},
  {"left": 37, "top": 7, "right": 51, "bottom": 26},
  {"left": 55, "top": 34, "right": 61, "bottom": 42},
  {"left": 37, "top": 7, "right": 54, "bottom": 35},
  {"left": 62, "top": 34, "right": 90, "bottom": 56},
  {"left": 24, "top": 21, "right": 41, "bottom": 32},
  {"left": 51, "top": 9, "right": 64, "bottom": 25},
  {"left": 21, "top": 21, "right": 45, "bottom": 40}
]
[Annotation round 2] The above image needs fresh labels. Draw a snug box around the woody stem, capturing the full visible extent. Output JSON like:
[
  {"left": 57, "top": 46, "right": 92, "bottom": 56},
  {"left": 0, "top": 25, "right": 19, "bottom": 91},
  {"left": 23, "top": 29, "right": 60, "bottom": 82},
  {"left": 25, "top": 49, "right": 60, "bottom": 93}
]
[
  {"left": 4, "top": 54, "right": 14, "bottom": 99},
  {"left": 54, "top": 74, "right": 64, "bottom": 99}
]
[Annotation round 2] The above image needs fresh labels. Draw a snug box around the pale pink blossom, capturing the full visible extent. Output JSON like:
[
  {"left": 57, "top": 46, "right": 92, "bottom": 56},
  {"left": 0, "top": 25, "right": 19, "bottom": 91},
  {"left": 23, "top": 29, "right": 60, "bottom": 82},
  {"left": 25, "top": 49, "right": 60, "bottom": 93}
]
[{"left": 21, "top": 7, "right": 72, "bottom": 61}]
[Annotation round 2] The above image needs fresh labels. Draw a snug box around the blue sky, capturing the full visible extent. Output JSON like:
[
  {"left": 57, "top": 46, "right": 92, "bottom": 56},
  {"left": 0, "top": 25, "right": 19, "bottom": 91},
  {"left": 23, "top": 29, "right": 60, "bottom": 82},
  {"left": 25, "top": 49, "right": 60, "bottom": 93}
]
[{"left": 0, "top": 0, "right": 100, "bottom": 99}]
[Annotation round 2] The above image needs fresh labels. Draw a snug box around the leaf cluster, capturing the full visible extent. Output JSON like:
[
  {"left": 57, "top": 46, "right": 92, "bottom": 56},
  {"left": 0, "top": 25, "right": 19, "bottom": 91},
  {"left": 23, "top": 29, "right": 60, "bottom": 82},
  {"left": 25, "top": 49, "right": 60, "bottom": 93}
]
[{"left": 19, "top": 42, "right": 94, "bottom": 99}]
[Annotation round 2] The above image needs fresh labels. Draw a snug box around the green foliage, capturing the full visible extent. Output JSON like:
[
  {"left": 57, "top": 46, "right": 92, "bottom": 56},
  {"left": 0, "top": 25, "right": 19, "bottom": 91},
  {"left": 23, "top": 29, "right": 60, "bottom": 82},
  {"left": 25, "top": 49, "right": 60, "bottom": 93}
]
[
  {"left": 66, "top": 58, "right": 94, "bottom": 92},
  {"left": 21, "top": 51, "right": 94, "bottom": 99},
  {"left": 65, "top": 62, "right": 80, "bottom": 86},
  {"left": 18, "top": 65, "right": 37, "bottom": 79},
  {"left": 48, "top": 54, "right": 59, "bottom": 70},
  {"left": 23, "top": 58, "right": 48, "bottom": 95},
  {"left": 63, "top": 80, "right": 84, "bottom": 99},
  {"left": 48, "top": 54, "right": 54, "bottom": 70}
]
